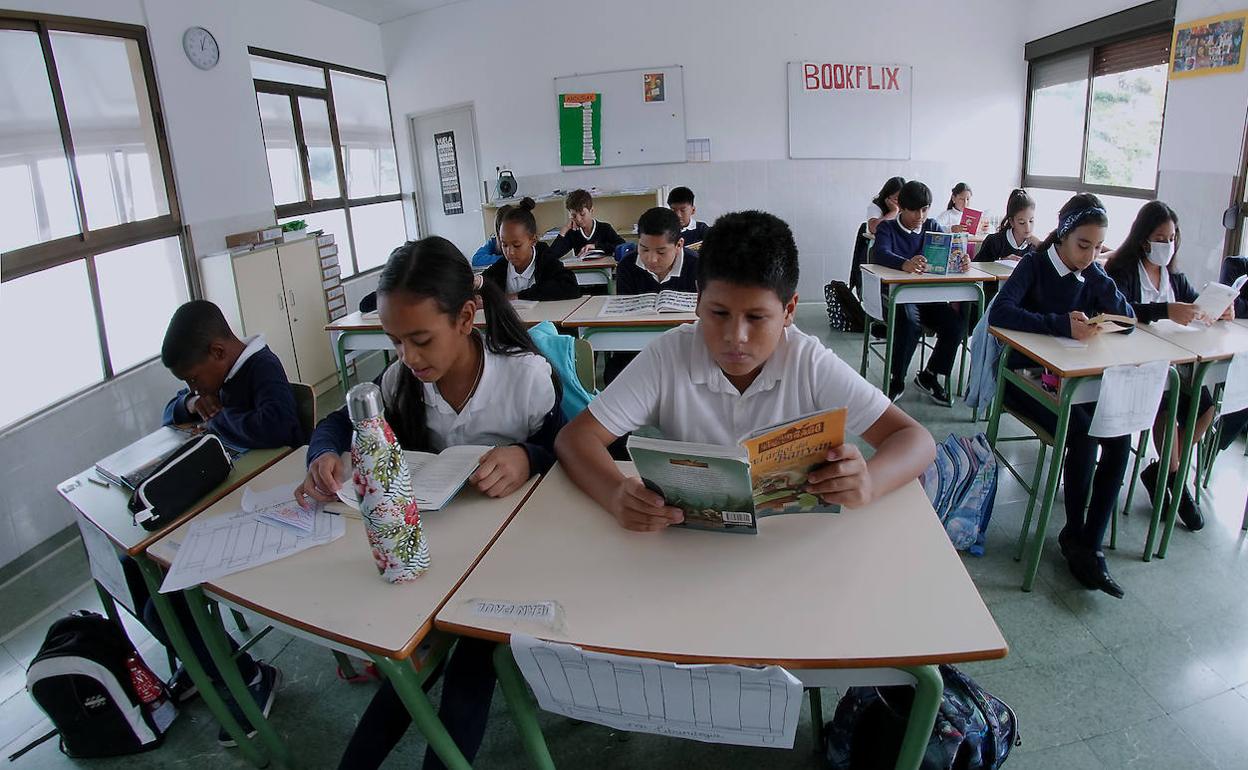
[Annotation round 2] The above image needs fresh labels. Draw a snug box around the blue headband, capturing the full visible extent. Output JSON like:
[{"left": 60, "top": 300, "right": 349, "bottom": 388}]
[{"left": 1056, "top": 207, "right": 1107, "bottom": 239}]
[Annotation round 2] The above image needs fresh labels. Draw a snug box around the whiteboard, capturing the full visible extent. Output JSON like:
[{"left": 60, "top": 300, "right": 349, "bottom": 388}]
[
  {"left": 555, "top": 66, "right": 686, "bottom": 169},
  {"left": 787, "top": 61, "right": 912, "bottom": 160}
]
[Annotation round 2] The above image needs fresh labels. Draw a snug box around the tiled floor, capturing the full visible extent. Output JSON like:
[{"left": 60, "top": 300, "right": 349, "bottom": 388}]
[{"left": 3, "top": 305, "right": 1246, "bottom": 769}]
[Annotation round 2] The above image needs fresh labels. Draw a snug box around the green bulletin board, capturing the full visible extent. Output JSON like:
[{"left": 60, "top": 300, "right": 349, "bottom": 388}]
[{"left": 558, "top": 92, "right": 602, "bottom": 166}]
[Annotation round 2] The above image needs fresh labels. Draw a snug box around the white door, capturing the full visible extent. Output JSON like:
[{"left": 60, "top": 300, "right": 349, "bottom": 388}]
[{"left": 411, "top": 106, "right": 484, "bottom": 256}]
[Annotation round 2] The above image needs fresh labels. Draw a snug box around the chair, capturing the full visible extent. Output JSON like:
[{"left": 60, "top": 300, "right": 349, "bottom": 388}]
[
  {"left": 573, "top": 337, "right": 597, "bottom": 394},
  {"left": 290, "top": 382, "right": 317, "bottom": 438}
]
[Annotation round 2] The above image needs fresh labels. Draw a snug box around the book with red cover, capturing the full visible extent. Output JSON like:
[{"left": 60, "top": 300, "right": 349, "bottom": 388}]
[{"left": 959, "top": 207, "right": 983, "bottom": 234}]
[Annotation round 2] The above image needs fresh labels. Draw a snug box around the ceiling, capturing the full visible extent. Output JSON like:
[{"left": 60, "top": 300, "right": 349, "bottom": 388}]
[{"left": 306, "top": 0, "right": 467, "bottom": 24}]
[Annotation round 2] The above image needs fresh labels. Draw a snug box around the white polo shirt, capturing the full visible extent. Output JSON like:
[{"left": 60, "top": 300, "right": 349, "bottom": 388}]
[
  {"left": 506, "top": 255, "right": 537, "bottom": 295},
  {"left": 935, "top": 207, "right": 964, "bottom": 230},
  {"left": 588, "top": 322, "right": 891, "bottom": 445}
]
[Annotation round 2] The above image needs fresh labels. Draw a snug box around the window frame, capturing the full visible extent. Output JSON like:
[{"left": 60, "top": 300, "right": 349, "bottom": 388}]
[{"left": 248, "top": 47, "right": 407, "bottom": 278}]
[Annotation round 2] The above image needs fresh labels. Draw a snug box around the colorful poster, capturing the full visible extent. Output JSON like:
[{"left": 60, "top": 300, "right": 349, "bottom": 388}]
[
  {"left": 434, "top": 130, "right": 463, "bottom": 215},
  {"left": 643, "top": 72, "right": 665, "bottom": 102},
  {"left": 558, "top": 92, "right": 601, "bottom": 166},
  {"left": 1170, "top": 11, "right": 1248, "bottom": 79}
]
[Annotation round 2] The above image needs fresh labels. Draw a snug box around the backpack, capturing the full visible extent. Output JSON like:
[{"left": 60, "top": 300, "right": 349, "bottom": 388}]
[
  {"left": 920, "top": 433, "right": 999, "bottom": 556},
  {"left": 824, "top": 664, "right": 1020, "bottom": 770},
  {"left": 825, "top": 280, "right": 865, "bottom": 333},
  {"left": 26, "top": 611, "right": 176, "bottom": 758}
]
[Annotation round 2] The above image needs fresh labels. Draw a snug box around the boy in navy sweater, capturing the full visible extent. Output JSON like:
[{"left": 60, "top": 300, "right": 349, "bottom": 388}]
[
  {"left": 667, "top": 185, "right": 709, "bottom": 247},
  {"left": 870, "top": 180, "right": 967, "bottom": 404},
  {"left": 547, "top": 189, "right": 626, "bottom": 259},
  {"left": 989, "top": 193, "right": 1135, "bottom": 599},
  {"left": 162, "top": 300, "right": 304, "bottom": 449}
]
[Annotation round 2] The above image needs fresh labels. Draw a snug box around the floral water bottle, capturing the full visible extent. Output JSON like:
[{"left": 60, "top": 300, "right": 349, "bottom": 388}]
[{"left": 347, "top": 383, "right": 430, "bottom": 582}]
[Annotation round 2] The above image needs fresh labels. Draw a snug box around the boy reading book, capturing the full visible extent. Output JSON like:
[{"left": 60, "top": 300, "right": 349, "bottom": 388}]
[
  {"left": 555, "top": 210, "right": 935, "bottom": 532},
  {"left": 546, "top": 189, "right": 626, "bottom": 259},
  {"left": 667, "top": 185, "right": 709, "bottom": 246}
]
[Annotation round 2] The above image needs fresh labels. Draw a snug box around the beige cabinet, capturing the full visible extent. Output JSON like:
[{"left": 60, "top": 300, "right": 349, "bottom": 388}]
[{"left": 200, "top": 235, "right": 338, "bottom": 394}]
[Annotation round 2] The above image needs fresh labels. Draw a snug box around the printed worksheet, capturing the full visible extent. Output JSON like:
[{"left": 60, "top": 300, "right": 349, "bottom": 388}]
[{"left": 1088, "top": 360, "right": 1168, "bottom": 438}]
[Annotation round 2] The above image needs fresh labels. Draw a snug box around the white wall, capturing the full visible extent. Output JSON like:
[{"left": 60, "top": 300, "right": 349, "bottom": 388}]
[{"left": 382, "top": 0, "right": 1029, "bottom": 300}]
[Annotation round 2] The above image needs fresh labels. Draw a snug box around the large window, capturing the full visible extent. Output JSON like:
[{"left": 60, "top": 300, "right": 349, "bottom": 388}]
[
  {"left": 1023, "top": 2, "right": 1173, "bottom": 244},
  {"left": 249, "top": 49, "right": 406, "bottom": 278},
  {"left": 0, "top": 14, "right": 187, "bottom": 429}
]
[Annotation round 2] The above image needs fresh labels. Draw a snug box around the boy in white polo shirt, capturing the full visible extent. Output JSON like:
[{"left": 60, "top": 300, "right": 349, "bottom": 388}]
[{"left": 556, "top": 210, "right": 936, "bottom": 531}]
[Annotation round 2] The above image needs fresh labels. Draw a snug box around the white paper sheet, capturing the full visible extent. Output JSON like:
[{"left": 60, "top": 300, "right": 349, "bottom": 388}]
[
  {"left": 159, "top": 508, "right": 344, "bottom": 593},
  {"left": 1220, "top": 353, "right": 1248, "bottom": 414},
  {"left": 242, "top": 482, "right": 317, "bottom": 533},
  {"left": 76, "top": 514, "right": 135, "bottom": 614},
  {"left": 335, "top": 446, "right": 487, "bottom": 511},
  {"left": 1088, "top": 360, "right": 1169, "bottom": 438},
  {"left": 510, "top": 634, "right": 803, "bottom": 749},
  {"left": 860, "top": 269, "right": 883, "bottom": 320}
]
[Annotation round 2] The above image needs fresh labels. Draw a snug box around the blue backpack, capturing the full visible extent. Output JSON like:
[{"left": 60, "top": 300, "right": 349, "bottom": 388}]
[
  {"left": 823, "top": 665, "right": 1019, "bottom": 770},
  {"left": 920, "top": 433, "right": 998, "bottom": 556}
]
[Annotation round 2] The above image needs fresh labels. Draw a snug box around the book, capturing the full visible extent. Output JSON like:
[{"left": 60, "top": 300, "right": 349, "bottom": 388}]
[
  {"left": 920, "top": 231, "right": 970, "bottom": 275},
  {"left": 95, "top": 425, "right": 246, "bottom": 489},
  {"left": 337, "top": 445, "right": 489, "bottom": 512},
  {"left": 1194, "top": 274, "right": 1248, "bottom": 321},
  {"left": 626, "top": 408, "right": 847, "bottom": 534},
  {"left": 598, "top": 291, "right": 697, "bottom": 317},
  {"left": 560, "top": 248, "right": 607, "bottom": 263},
  {"left": 959, "top": 207, "right": 983, "bottom": 235},
  {"left": 1087, "top": 313, "right": 1135, "bottom": 333}
]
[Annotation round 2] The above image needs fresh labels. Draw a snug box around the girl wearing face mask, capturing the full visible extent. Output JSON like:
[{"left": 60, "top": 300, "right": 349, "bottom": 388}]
[{"left": 1105, "top": 201, "right": 1233, "bottom": 534}]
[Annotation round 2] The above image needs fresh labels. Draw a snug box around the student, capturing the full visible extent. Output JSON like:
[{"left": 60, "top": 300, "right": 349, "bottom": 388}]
[
  {"left": 546, "top": 188, "right": 626, "bottom": 258},
  {"left": 469, "top": 203, "right": 512, "bottom": 267},
  {"left": 866, "top": 176, "right": 905, "bottom": 236},
  {"left": 975, "top": 189, "right": 1040, "bottom": 263},
  {"left": 162, "top": 300, "right": 304, "bottom": 449},
  {"left": 479, "top": 197, "right": 580, "bottom": 301},
  {"left": 989, "top": 193, "right": 1135, "bottom": 598},
  {"left": 294, "top": 236, "right": 564, "bottom": 770},
  {"left": 604, "top": 207, "right": 700, "bottom": 384},
  {"left": 1105, "top": 200, "right": 1234, "bottom": 532},
  {"left": 870, "top": 180, "right": 968, "bottom": 404},
  {"left": 934, "top": 182, "right": 974, "bottom": 232},
  {"left": 555, "top": 210, "right": 936, "bottom": 532},
  {"left": 667, "top": 185, "right": 709, "bottom": 246}
]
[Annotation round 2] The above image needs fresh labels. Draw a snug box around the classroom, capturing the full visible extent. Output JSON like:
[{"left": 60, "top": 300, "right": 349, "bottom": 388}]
[{"left": 3, "top": 0, "right": 1248, "bottom": 767}]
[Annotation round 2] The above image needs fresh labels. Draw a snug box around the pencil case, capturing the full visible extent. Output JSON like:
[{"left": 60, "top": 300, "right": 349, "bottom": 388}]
[{"left": 127, "top": 435, "right": 232, "bottom": 531}]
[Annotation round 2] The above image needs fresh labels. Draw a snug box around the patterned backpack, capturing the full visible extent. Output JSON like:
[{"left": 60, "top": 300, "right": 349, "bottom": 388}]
[{"left": 824, "top": 280, "right": 865, "bottom": 333}]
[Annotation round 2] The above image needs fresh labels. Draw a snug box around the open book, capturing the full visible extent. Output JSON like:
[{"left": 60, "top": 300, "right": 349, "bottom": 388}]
[
  {"left": 560, "top": 248, "right": 607, "bottom": 263},
  {"left": 337, "top": 445, "right": 488, "bottom": 512},
  {"left": 921, "top": 231, "right": 970, "bottom": 275},
  {"left": 1087, "top": 313, "right": 1135, "bottom": 333},
  {"left": 626, "top": 409, "right": 847, "bottom": 534},
  {"left": 1195, "top": 274, "right": 1248, "bottom": 321},
  {"left": 599, "top": 291, "right": 697, "bottom": 317}
]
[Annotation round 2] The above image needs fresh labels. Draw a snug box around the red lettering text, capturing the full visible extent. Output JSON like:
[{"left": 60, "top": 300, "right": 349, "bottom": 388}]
[
  {"left": 885, "top": 67, "right": 899, "bottom": 90},
  {"left": 804, "top": 63, "right": 818, "bottom": 90},
  {"left": 855, "top": 65, "right": 865, "bottom": 89},
  {"left": 832, "top": 63, "right": 846, "bottom": 89}
]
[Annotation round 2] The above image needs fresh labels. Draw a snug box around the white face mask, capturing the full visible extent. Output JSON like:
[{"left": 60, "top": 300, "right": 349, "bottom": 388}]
[{"left": 1146, "top": 240, "right": 1174, "bottom": 267}]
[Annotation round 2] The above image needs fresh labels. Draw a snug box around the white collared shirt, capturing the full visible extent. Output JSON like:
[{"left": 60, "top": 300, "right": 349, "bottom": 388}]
[
  {"left": 901, "top": 218, "right": 923, "bottom": 236},
  {"left": 934, "top": 208, "right": 963, "bottom": 230},
  {"left": 588, "top": 322, "right": 891, "bottom": 445},
  {"left": 681, "top": 221, "right": 704, "bottom": 234},
  {"left": 506, "top": 254, "right": 537, "bottom": 295},
  {"left": 578, "top": 219, "right": 598, "bottom": 242},
  {"left": 1138, "top": 261, "right": 1173, "bottom": 304},
  {"left": 1005, "top": 229, "right": 1023, "bottom": 251},
  {"left": 225, "top": 335, "right": 267, "bottom": 382},
  {"left": 644, "top": 249, "right": 685, "bottom": 285},
  {"left": 1046, "top": 247, "right": 1085, "bottom": 283}
]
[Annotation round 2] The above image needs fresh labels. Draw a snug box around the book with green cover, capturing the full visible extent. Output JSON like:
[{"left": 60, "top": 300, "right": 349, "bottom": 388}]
[{"left": 921, "top": 231, "right": 970, "bottom": 275}]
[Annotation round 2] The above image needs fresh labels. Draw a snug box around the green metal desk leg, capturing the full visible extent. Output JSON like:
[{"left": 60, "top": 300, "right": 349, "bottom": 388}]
[
  {"left": 131, "top": 558, "right": 270, "bottom": 768},
  {"left": 1157, "top": 362, "right": 1209, "bottom": 558},
  {"left": 882, "top": 290, "right": 899, "bottom": 391},
  {"left": 369, "top": 654, "right": 473, "bottom": 770},
  {"left": 94, "top": 580, "right": 124, "bottom": 629},
  {"left": 985, "top": 344, "right": 1011, "bottom": 446},
  {"left": 335, "top": 333, "right": 352, "bottom": 396},
  {"left": 1143, "top": 369, "right": 1179, "bottom": 561},
  {"left": 1020, "top": 377, "right": 1077, "bottom": 592},
  {"left": 895, "top": 665, "right": 943, "bottom": 770},
  {"left": 184, "top": 587, "right": 292, "bottom": 768},
  {"left": 493, "top": 644, "right": 556, "bottom": 770}
]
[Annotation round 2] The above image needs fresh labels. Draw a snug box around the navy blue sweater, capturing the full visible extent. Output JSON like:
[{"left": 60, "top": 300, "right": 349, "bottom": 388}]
[
  {"left": 163, "top": 346, "right": 303, "bottom": 449},
  {"left": 616, "top": 249, "right": 700, "bottom": 295},
  {"left": 870, "top": 217, "right": 943, "bottom": 270}
]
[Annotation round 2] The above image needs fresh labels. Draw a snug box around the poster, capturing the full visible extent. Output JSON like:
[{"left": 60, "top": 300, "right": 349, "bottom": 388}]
[
  {"left": 434, "top": 130, "right": 463, "bottom": 215},
  {"left": 644, "top": 72, "right": 665, "bottom": 102},
  {"left": 558, "top": 92, "right": 601, "bottom": 166},
  {"left": 1170, "top": 11, "right": 1248, "bottom": 79}
]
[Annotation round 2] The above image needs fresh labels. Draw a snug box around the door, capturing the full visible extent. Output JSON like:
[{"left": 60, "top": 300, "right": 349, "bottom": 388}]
[
  {"left": 411, "top": 105, "right": 484, "bottom": 256},
  {"left": 277, "top": 238, "right": 337, "bottom": 388},
  {"left": 233, "top": 247, "right": 299, "bottom": 380}
]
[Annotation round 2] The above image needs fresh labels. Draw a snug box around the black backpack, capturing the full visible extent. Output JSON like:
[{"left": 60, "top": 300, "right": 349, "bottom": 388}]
[
  {"left": 825, "top": 280, "right": 866, "bottom": 333},
  {"left": 26, "top": 611, "right": 176, "bottom": 758}
]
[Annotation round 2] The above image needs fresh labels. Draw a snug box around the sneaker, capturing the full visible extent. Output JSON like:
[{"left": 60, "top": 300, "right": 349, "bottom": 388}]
[
  {"left": 913, "top": 370, "right": 951, "bottom": 405},
  {"left": 887, "top": 378, "right": 906, "bottom": 402},
  {"left": 167, "top": 666, "right": 199, "bottom": 704},
  {"left": 217, "top": 663, "right": 281, "bottom": 748}
]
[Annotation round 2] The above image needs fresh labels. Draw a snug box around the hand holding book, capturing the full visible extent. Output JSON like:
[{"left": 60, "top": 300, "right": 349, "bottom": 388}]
[{"left": 803, "top": 443, "right": 872, "bottom": 508}]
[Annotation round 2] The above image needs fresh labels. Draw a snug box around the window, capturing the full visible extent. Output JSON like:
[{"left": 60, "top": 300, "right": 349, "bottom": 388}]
[
  {"left": 0, "top": 15, "right": 187, "bottom": 429},
  {"left": 250, "top": 50, "right": 408, "bottom": 279},
  {"left": 1023, "top": 2, "right": 1174, "bottom": 245}
]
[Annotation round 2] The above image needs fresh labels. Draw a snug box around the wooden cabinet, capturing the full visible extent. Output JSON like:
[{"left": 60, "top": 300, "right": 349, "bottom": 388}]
[{"left": 200, "top": 235, "right": 339, "bottom": 394}]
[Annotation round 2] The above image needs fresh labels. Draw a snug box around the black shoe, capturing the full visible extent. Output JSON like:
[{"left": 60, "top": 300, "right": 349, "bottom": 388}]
[
  {"left": 913, "top": 370, "right": 951, "bottom": 405},
  {"left": 217, "top": 663, "right": 281, "bottom": 748},
  {"left": 1058, "top": 528, "right": 1079, "bottom": 560},
  {"left": 1064, "top": 548, "right": 1125, "bottom": 597},
  {"left": 888, "top": 378, "right": 906, "bottom": 402},
  {"left": 1091, "top": 553, "right": 1125, "bottom": 599},
  {"left": 1177, "top": 487, "right": 1205, "bottom": 531},
  {"left": 1140, "top": 462, "right": 1160, "bottom": 508},
  {"left": 167, "top": 666, "right": 199, "bottom": 704}
]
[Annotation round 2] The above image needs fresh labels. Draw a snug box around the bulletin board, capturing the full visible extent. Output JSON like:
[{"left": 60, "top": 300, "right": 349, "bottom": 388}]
[
  {"left": 787, "top": 61, "right": 912, "bottom": 159},
  {"left": 555, "top": 65, "right": 687, "bottom": 169}
]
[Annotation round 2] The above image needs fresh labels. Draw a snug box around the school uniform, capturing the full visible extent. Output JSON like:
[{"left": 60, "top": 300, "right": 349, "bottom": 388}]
[
  {"left": 989, "top": 248, "right": 1135, "bottom": 555},
  {"left": 479, "top": 241, "right": 580, "bottom": 301},
  {"left": 870, "top": 218, "right": 966, "bottom": 386},
  {"left": 604, "top": 249, "right": 700, "bottom": 384},
  {"left": 470, "top": 236, "right": 502, "bottom": 268},
  {"left": 680, "top": 220, "right": 709, "bottom": 246},
  {"left": 934, "top": 207, "right": 965, "bottom": 231},
  {"left": 589, "top": 322, "right": 891, "bottom": 445},
  {"left": 546, "top": 219, "right": 626, "bottom": 259},
  {"left": 162, "top": 335, "right": 303, "bottom": 449},
  {"left": 974, "top": 229, "right": 1034, "bottom": 262}
]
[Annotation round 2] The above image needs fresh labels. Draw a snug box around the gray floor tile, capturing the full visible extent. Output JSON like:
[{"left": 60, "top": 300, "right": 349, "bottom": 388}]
[
  {"left": 1085, "top": 715, "right": 1216, "bottom": 770},
  {"left": 1182, "top": 604, "right": 1248, "bottom": 690},
  {"left": 1001, "top": 739, "right": 1104, "bottom": 769},
  {"left": 1057, "top": 585, "right": 1167, "bottom": 650},
  {"left": 1171, "top": 689, "right": 1248, "bottom": 768},
  {"left": 986, "top": 591, "right": 1105, "bottom": 667},
  {"left": 1108, "top": 628, "right": 1231, "bottom": 713}
]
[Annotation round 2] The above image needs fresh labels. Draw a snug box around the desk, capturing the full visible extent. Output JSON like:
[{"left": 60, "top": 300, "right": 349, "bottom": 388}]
[
  {"left": 1136, "top": 320, "right": 1248, "bottom": 555},
  {"left": 471, "top": 296, "right": 588, "bottom": 327},
  {"left": 146, "top": 450, "right": 539, "bottom": 769},
  {"left": 436, "top": 465, "right": 1007, "bottom": 770},
  {"left": 58, "top": 448, "right": 291, "bottom": 767},
  {"left": 985, "top": 327, "right": 1193, "bottom": 588},
  {"left": 561, "top": 294, "right": 697, "bottom": 352},
  {"left": 859, "top": 265, "right": 994, "bottom": 403},
  {"left": 972, "top": 261, "right": 1017, "bottom": 282},
  {"left": 560, "top": 256, "right": 617, "bottom": 292}
]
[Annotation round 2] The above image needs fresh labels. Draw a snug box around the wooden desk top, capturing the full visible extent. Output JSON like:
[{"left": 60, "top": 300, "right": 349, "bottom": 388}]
[
  {"left": 472, "top": 297, "right": 588, "bottom": 327},
  {"left": 436, "top": 465, "right": 1007, "bottom": 669},
  {"left": 989, "top": 326, "right": 1198, "bottom": 378},
  {"left": 861, "top": 264, "right": 995, "bottom": 284},
  {"left": 560, "top": 256, "right": 617, "bottom": 271},
  {"left": 561, "top": 295, "right": 699, "bottom": 328},
  {"left": 59, "top": 448, "right": 291, "bottom": 557},
  {"left": 146, "top": 451, "right": 538, "bottom": 659},
  {"left": 325, "top": 310, "right": 381, "bottom": 332},
  {"left": 973, "top": 261, "right": 1018, "bottom": 281},
  {"left": 1138, "top": 319, "right": 1248, "bottom": 362}
]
